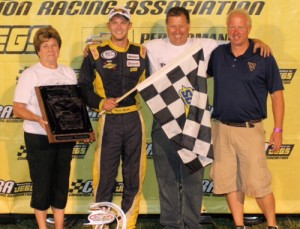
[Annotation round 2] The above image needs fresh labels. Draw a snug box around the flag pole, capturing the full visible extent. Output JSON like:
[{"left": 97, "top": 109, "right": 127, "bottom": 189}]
[{"left": 99, "top": 86, "right": 138, "bottom": 115}]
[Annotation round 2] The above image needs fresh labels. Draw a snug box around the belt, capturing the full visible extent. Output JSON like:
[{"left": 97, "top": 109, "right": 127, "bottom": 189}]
[
  {"left": 105, "top": 104, "right": 140, "bottom": 114},
  {"left": 220, "top": 119, "right": 262, "bottom": 128}
]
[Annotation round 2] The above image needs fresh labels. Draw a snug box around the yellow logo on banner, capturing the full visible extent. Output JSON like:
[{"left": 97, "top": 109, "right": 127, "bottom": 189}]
[{"left": 179, "top": 86, "right": 193, "bottom": 116}]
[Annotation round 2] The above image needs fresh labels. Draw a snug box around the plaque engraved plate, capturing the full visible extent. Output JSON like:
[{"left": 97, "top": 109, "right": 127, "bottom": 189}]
[{"left": 35, "top": 84, "right": 94, "bottom": 143}]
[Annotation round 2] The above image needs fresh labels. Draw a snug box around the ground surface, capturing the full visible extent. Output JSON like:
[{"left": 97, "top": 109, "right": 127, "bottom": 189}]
[{"left": 0, "top": 214, "right": 300, "bottom": 228}]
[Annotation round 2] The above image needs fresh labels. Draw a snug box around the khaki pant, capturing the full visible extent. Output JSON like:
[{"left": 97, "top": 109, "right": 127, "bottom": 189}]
[{"left": 210, "top": 120, "right": 272, "bottom": 198}]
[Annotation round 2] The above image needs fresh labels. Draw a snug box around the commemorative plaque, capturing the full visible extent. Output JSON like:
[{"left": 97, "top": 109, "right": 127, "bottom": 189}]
[{"left": 35, "top": 84, "right": 94, "bottom": 143}]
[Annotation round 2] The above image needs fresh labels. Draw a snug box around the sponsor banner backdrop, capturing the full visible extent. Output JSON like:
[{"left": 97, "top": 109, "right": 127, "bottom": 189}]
[{"left": 0, "top": 0, "right": 299, "bottom": 214}]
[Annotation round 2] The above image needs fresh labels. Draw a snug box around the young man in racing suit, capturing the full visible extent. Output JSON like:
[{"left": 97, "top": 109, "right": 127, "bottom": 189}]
[{"left": 79, "top": 7, "right": 149, "bottom": 229}]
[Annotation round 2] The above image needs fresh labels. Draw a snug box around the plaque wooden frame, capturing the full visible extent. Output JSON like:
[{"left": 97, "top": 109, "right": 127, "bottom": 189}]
[{"left": 35, "top": 84, "right": 94, "bottom": 143}]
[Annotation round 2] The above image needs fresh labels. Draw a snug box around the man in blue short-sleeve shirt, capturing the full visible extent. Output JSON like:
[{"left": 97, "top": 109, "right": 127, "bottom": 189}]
[{"left": 207, "top": 9, "right": 284, "bottom": 229}]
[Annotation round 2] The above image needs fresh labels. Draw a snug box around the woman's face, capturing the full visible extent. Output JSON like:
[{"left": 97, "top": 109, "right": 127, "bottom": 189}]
[{"left": 37, "top": 38, "right": 60, "bottom": 66}]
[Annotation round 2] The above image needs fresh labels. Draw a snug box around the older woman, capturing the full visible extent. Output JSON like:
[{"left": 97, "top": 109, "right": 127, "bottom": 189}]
[{"left": 13, "top": 26, "right": 77, "bottom": 229}]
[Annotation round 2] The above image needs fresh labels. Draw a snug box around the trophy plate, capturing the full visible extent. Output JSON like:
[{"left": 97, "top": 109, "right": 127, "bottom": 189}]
[{"left": 35, "top": 84, "right": 94, "bottom": 143}]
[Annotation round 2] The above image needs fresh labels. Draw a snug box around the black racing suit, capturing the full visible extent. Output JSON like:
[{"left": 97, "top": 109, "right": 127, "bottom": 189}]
[{"left": 79, "top": 39, "right": 149, "bottom": 228}]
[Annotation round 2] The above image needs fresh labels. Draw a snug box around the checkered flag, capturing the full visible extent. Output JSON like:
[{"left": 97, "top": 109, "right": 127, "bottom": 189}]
[{"left": 137, "top": 42, "right": 213, "bottom": 173}]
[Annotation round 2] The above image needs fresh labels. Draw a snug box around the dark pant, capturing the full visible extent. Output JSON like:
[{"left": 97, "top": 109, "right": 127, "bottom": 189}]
[
  {"left": 95, "top": 111, "right": 145, "bottom": 212},
  {"left": 152, "top": 125, "right": 204, "bottom": 229},
  {"left": 25, "top": 132, "right": 74, "bottom": 210}
]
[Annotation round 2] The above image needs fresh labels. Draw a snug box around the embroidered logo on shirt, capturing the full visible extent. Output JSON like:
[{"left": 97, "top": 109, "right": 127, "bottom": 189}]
[
  {"left": 248, "top": 62, "right": 256, "bottom": 71},
  {"left": 101, "top": 50, "right": 117, "bottom": 59},
  {"left": 127, "top": 54, "right": 139, "bottom": 60},
  {"left": 160, "top": 62, "right": 166, "bottom": 67},
  {"left": 103, "top": 61, "right": 117, "bottom": 69},
  {"left": 130, "top": 68, "right": 138, "bottom": 72},
  {"left": 127, "top": 60, "right": 140, "bottom": 67}
]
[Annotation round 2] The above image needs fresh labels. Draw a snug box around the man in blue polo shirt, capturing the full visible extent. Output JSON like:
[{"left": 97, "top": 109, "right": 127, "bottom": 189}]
[{"left": 207, "top": 9, "right": 284, "bottom": 229}]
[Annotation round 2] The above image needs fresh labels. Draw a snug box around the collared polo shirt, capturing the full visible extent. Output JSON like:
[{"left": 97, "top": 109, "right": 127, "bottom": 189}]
[{"left": 207, "top": 40, "right": 284, "bottom": 123}]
